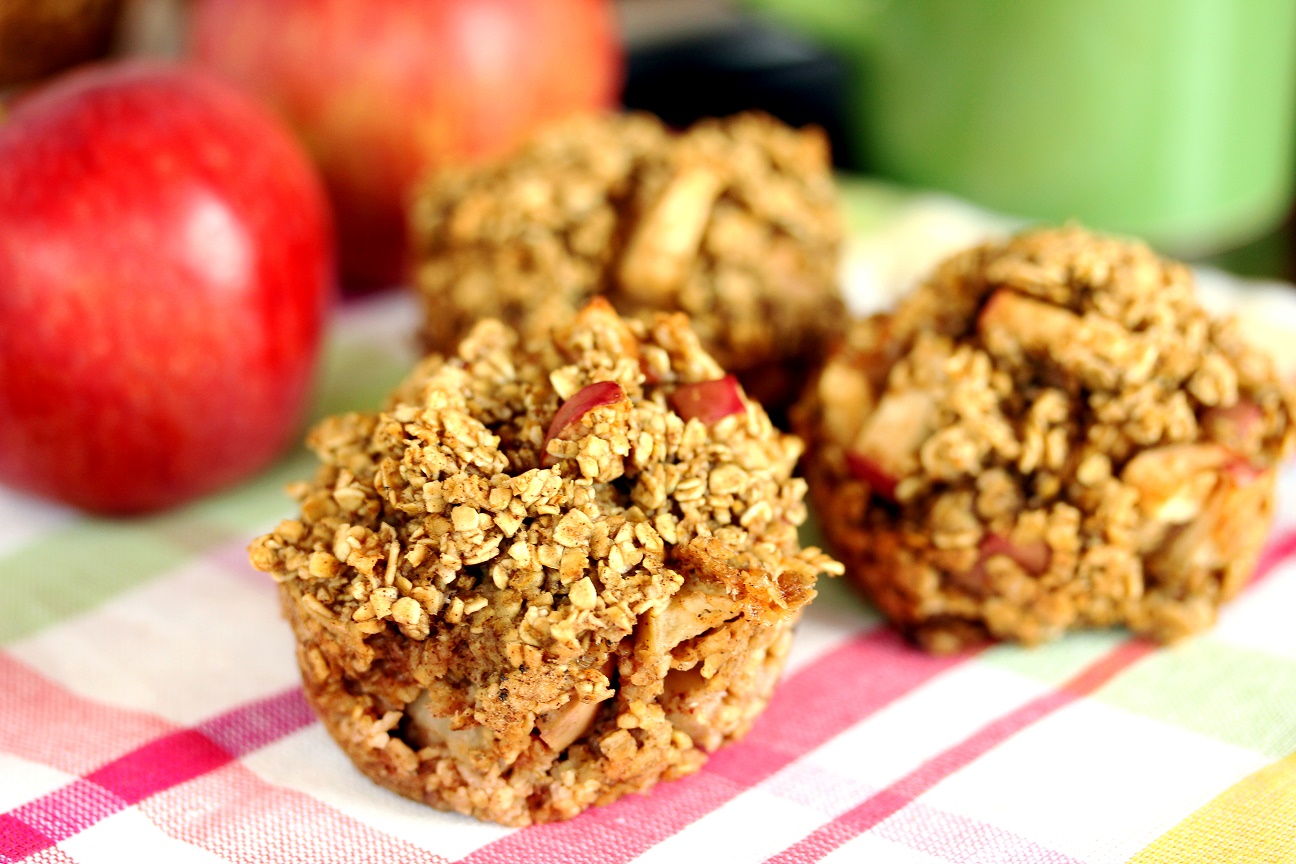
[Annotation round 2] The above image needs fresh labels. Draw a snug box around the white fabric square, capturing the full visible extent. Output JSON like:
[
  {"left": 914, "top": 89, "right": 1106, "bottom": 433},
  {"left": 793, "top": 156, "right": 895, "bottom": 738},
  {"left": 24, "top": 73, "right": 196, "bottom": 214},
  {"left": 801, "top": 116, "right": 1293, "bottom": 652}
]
[
  {"left": 59, "top": 807, "right": 230, "bottom": 864},
  {"left": 0, "top": 752, "right": 73, "bottom": 811},
  {"left": 10, "top": 555, "right": 299, "bottom": 725},
  {"left": 240, "top": 724, "right": 512, "bottom": 860},
  {"left": 917, "top": 698, "right": 1268, "bottom": 862}
]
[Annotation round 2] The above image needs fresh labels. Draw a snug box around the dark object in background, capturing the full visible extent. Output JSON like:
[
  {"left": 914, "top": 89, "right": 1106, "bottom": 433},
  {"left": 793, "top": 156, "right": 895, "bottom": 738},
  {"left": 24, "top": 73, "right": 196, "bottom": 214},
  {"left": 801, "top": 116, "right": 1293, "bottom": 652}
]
[
  {"left": 623, "top": 17, "right": 854, "bottom": 169},
  {"left": 0, "top": 0, "right": 124, "bottom": 87}
]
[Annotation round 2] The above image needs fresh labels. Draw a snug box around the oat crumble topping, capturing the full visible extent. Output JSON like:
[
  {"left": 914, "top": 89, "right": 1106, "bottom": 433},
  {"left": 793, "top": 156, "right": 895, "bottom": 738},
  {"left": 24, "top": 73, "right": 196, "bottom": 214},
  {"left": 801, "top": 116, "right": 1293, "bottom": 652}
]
[
  {"left": 795, "top": 226, "right": 1296, "bottom": 652},
  {"left": 410, "top": 111, "right": 845, "bottom": 415},
  {"left": 250, "top": 300, "right": 839, "bottom": 825}
]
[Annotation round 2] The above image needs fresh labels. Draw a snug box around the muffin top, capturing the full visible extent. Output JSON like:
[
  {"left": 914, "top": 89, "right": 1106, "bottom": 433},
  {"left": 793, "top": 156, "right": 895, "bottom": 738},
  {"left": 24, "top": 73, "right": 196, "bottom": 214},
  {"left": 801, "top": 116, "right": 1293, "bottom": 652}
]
[
  {"left": 814, "top": 226, "right": 1295, "bottom": 494},
  {"left": 410, "top": 111, "right": 845, "bottom": 396},
  {"left": 251, "top": 299, "right": 838, "bottom": 678},
  {"left": 798, "top": 226, "right": 1296, "bottom": 647}
]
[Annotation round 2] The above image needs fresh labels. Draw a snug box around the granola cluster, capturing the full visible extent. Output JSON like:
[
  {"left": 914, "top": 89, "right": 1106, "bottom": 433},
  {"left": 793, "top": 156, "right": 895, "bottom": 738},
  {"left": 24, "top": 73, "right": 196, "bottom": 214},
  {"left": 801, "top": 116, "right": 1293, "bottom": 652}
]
[
  {"left": 250, "top": 300, "right": 839, "bottom": 825},
  {"left": 795, "top": 227, "right": 1296, "bottom": 652},
  {"left": 410, "top": 111, "right": 845, "bottom": 415}
]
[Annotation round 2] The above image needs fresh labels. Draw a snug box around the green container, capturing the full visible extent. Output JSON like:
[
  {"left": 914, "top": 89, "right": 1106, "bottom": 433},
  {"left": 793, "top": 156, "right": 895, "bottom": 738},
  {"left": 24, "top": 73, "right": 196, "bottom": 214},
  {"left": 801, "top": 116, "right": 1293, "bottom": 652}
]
[{"left": 748, "top": 0, "right": 1296, "bottom": 254}]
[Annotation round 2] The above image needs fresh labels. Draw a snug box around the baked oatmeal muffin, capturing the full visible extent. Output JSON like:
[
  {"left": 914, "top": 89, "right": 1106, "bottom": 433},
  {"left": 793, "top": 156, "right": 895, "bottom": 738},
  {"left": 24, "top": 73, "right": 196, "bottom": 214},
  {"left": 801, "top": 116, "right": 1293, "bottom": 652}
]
[
  {"left": 795, "top": 226, "right": 1296, "bottom": 652},
  {"left": 410, "top": 111, "right": 845, "bottom": 416},
  {"left": 249, "top": 299, "right": 839, "bottom": 826}
]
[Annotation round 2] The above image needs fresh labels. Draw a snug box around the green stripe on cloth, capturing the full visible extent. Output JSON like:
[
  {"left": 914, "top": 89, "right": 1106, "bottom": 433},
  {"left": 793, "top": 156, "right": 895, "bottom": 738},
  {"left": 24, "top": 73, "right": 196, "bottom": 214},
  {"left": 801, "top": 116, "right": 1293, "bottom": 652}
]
[
  {"left": 0, "top": 519, "right": 194, "bottom": 644},
  {"left": 0, "top": 455, "right": 315, "bottom": 645},
  {"left": 310, "top": 338, "right": 412, "bottom": 421},
  {"left": 981, "top": 629, "right": 1129, "bottom": 684},
  {"left": 185, "top": 449, "right": 317, "bottom": 534},
  {"left": 1098, "top": 638, "right": 1296, "bottom": 759}
]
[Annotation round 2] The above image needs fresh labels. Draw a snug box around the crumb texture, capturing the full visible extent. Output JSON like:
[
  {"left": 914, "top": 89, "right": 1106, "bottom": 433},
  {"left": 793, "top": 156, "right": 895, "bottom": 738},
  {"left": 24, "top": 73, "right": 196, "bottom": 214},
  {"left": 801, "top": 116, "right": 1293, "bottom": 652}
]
[
  {"left": 251, "top": 301, "right": 839, "bottom": 825},
  {"left": 795, "top": 226, "right": 1296, "bottom": 652},
  {"left": 410, "top": 111, "right": 845, "bottom": 413}
]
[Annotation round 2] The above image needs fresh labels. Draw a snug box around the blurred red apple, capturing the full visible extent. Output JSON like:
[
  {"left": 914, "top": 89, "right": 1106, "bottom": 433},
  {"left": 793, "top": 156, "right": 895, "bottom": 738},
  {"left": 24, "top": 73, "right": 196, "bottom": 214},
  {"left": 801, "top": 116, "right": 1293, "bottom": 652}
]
[
  {"left": 188, "top": 0, "right": 622, "bottom": 290},
  {"left": 0, "top": 61, "right": 334, "bottom": 514}
]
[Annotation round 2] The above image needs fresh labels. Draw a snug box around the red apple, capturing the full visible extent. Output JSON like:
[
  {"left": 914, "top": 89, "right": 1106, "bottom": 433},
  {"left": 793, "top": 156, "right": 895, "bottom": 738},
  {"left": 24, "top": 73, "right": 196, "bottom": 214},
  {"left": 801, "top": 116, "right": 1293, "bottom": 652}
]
[
  {"left": 188, "top": 0, "right": 622, "bottom": 290},
  {"left": 0, "top": 61, "right": 334, "bottom": 514}
]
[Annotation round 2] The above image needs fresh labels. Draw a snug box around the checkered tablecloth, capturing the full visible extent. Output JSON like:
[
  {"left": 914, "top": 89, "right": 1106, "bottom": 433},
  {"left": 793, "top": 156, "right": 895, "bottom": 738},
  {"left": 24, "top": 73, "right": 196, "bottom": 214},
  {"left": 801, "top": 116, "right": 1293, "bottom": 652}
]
[{"left": 4, "top": 184, "right": 1296, "bottom": 863}]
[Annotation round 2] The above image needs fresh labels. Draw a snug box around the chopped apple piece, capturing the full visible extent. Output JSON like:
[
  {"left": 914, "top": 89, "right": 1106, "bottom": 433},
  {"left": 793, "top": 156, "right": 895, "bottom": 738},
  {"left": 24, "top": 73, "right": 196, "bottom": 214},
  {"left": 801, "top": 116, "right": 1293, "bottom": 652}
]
[
  {"left": 534, "top": 698, "right": 599, "bottom": 753},
  {"left": 977, "top": 289, "right": 1154, "bottom": 389},
  {"left": 642, "top": 576, "right": 741, "bottom": 655},
  {"left": 405, "top": 691, "right": 492, "bottom": 763},
  {"left": 1153, "top": 463, "right": 1270, "bottom": 577},
  {"left": 618, "top": 166, "right": 722, "bottom": 301},
  {"left": 977, "top": 289, "right": 1077, "bottom": 353},
  {"left": 980, "top": 533, "right": 1051, "bottom": 575},
  {"left": 1121, "top": 443, "right": 1231, "bottom": 523},
  {"left": 669, "top": 375, "right": 745, "bottom": 424},
  {"left": 846, "top": 389, "right": 937, "bottom": 500},
  {"left": 534, "top": 660, "right": 615, "bottom": 752},
  {"left": 1202, "top": 400, "right": 1264, "bottom": 454},
  {"left": 541, "top": 381, "right": 626, "bottom": 467},
  {"left": 662, "top": 665, "right": 725, "bottom": 751}
]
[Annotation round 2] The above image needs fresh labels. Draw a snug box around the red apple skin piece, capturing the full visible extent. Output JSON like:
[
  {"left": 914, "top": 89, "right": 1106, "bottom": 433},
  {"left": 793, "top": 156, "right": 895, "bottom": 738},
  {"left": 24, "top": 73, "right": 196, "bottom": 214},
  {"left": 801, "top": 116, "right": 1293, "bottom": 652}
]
[
  {"left": 541, "top": 381, "right": 626, "bottom": 467},
  {"left": 0, "top": 61, "right": 334, "bottom": 514},
  {"left": 844, "top": 451, "right": 898, "bottom": 501},
  {"left": 1201, "top": 400, "right": 1264, "bottom": 454},
  {"left": 844, "top": 389, "right": 937, "bottom": 501},
  {"left": 189, "top": 0, "right": 622, "bottom": 289},
  {"left": 669, "top": 375, "right": 746, "bottom": 424},
  {"left": 979, "top": 533, "right": 1051, "bottom": 576},
  {"left": 955, "top": 533, "right": 1051, "bottom": 593}
]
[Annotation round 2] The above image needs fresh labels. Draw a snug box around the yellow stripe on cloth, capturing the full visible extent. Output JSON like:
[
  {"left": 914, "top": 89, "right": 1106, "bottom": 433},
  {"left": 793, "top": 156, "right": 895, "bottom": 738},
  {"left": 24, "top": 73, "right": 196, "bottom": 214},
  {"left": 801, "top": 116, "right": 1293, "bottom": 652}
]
[{"left": 1130, "top": 752, "right": 1296, "bottom": 864}]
